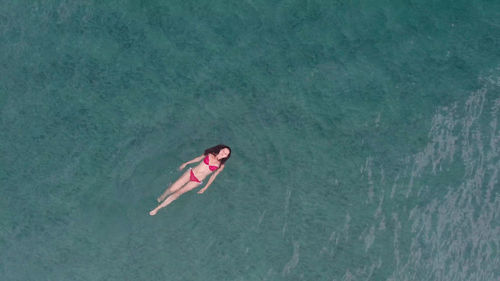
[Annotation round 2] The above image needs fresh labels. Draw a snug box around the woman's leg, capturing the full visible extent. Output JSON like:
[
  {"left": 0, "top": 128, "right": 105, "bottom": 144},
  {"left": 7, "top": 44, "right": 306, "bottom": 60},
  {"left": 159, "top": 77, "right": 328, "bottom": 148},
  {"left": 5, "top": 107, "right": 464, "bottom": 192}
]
[
  {"left": 149, "top": 181, "right": 201, "bottom": 216},
  {"left": 157, "top": 170, "right": 191, "bottom": 202}
]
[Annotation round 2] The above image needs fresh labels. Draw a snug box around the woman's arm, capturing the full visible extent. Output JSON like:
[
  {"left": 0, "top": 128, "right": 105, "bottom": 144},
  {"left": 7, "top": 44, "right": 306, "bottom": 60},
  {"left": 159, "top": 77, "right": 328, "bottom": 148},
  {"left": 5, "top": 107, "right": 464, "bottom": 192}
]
[
  {"left": 197, "top": 165, "right": 224, "bottom": 193},
  {"left": 179, "top": 155, "right": 205, "bottom": 170}
]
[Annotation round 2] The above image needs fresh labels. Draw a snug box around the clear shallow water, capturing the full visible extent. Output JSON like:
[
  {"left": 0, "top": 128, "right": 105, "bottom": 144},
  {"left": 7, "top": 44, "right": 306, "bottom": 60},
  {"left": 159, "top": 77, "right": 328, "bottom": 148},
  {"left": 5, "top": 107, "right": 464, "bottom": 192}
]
[{"left": 1, "top": 1, "right": 499, "bottom": 280}]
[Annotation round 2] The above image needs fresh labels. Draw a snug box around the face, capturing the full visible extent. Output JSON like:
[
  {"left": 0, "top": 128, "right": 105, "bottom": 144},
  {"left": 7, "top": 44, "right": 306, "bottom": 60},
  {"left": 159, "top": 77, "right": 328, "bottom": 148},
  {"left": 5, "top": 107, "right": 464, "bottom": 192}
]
[{"left": 217, "top": 148, "right": 230, "bottom": 159}]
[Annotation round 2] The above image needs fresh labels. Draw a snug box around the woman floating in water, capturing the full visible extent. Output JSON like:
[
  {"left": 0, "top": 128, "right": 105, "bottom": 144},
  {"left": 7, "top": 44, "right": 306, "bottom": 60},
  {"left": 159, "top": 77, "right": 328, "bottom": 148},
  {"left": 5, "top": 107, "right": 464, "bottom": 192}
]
[{"left": 149, "top": 144, "right": 231, "bottom": 216}]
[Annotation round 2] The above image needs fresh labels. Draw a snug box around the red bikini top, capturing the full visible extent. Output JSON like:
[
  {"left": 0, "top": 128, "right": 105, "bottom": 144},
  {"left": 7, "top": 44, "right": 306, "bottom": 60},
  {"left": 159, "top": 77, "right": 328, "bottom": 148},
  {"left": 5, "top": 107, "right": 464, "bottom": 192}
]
[{"left": 204, "top": 155, "right": 219, "bottom": 171}]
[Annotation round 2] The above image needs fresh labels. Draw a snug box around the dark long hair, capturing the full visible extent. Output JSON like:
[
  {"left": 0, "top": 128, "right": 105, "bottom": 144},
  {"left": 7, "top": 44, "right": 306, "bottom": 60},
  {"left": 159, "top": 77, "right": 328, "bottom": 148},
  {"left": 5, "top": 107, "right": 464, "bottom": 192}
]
[{"left": 204, "top": 144, "right": 231, "bottom": 165}]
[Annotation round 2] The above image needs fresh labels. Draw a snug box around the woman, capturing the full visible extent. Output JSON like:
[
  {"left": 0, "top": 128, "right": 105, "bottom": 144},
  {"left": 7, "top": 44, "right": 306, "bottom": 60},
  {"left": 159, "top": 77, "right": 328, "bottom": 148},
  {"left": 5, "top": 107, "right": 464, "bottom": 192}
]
[{"left": 149, "top": 144, "right": 231, "bottom": 216}]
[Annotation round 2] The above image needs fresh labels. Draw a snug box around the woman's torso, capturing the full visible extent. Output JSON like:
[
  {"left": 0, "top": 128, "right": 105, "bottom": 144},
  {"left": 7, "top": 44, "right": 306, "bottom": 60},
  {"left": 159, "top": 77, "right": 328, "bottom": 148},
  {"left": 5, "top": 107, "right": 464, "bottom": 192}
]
[{"left": 191, "top": 154, "right": 220, "bottom": 180}]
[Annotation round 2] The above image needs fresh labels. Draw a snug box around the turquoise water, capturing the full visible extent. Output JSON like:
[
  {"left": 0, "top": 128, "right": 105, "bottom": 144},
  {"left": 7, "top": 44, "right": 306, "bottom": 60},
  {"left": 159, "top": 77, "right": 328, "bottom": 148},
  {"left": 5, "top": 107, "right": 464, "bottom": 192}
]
[{"left": 1, "top": 1, "right": 499, "bottom": 280}]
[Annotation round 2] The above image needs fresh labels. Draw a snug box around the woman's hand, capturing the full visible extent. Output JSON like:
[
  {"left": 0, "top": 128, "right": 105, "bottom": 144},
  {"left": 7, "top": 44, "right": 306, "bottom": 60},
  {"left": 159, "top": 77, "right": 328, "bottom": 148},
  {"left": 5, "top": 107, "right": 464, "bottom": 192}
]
[
  {"left": 197, "top": 188, "right": 206, "bottom": 194},
  {"left": 179, "top": 163, "right": 187, "bottom": 170}
]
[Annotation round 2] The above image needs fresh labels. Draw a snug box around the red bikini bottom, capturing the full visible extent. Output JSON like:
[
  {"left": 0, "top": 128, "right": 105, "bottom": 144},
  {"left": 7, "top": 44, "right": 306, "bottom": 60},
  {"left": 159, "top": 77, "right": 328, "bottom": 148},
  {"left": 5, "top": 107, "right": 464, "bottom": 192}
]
[{"left": 189, "top": 168, "right": 201, "bottom": 183}]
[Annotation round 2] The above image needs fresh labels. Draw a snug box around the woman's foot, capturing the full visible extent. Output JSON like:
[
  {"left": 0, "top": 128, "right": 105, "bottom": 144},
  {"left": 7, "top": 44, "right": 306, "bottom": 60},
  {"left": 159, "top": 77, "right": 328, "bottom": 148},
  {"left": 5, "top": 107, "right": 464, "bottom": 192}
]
[{"left": 149, "top": 209, "right": 158, "bottom": 216}]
